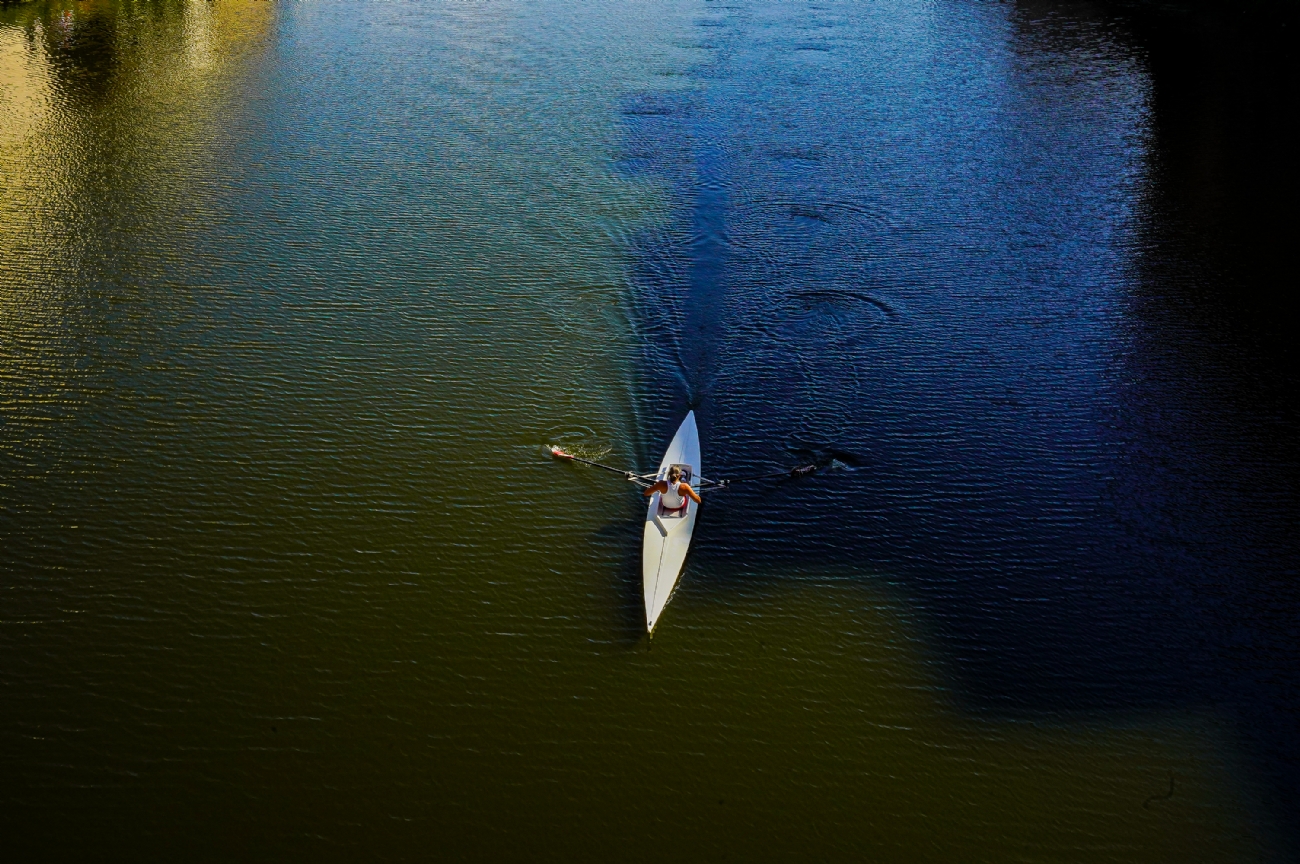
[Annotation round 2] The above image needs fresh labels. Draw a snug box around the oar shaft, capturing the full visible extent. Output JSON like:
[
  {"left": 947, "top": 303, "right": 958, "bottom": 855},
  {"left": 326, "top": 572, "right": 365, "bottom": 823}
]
[
  {"left": 554, "top": 446, "right": 818, "bottom": 489},
  {"left": 705, "top": 464, "right": 818, "bottom": 486},
  {"left": 562, "top": 454, "right": 626, "bottom": 475}
]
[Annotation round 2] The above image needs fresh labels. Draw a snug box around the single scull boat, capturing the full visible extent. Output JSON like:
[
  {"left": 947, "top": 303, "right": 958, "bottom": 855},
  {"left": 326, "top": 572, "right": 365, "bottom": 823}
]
[
  {"left": 642, "top": 411, "right": 701, "bottom": 633},
  {"left": 551, "top": 411, "right": 820, "bottom": 632}
]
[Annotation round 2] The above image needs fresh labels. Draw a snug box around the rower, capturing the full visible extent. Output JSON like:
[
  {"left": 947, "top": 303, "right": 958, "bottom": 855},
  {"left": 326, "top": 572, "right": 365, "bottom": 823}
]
[{"left": 644, "top": 465, "right": 701, "bottom": 514}]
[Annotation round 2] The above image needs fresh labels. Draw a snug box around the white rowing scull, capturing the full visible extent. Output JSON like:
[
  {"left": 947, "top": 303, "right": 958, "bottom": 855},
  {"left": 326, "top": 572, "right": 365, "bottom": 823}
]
[{"left": 642, "top": 411, "right": 700, "bottom": 633}]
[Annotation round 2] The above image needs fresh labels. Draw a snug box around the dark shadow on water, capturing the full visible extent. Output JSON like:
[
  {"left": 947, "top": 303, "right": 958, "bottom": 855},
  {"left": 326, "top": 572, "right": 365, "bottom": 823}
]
[
  {"left": 1099, "top": 0, "right": 1300, "bottom": 841},
  {"left": 617, "top": 0, "right": 1298, "bottom": 853}
]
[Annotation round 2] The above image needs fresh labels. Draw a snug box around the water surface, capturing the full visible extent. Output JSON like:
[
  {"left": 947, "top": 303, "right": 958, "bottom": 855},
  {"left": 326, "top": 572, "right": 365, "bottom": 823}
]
[{"left": 2, "top": 0, "right": 1295, "bottom": 860}]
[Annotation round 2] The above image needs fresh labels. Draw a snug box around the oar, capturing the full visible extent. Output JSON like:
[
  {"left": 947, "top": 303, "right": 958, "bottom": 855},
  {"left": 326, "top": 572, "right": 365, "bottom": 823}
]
[
  {"left": 551, "top": 445, "right": 819, "bottom": 490},
  {"left": 699, "top": 463, "right": 818, "bottom": 490},
  {"left": 550, "top": 446, "right": 656, "bottom": 485}
]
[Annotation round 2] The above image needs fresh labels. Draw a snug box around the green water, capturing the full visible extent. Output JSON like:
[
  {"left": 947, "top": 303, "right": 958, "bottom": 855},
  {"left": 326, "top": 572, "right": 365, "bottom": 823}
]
[{"left": 1, "top": 0, "right": 1283, "bottom": 859}]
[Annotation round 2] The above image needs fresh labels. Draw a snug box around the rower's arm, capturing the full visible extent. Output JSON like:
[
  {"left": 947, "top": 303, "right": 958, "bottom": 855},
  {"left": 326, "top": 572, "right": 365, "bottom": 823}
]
[
  {"left": 642, "top": 481, "right": 666, "bottom": 498},
  {"left": 681, "top": 483, "right": 702, "bottom": 504}
]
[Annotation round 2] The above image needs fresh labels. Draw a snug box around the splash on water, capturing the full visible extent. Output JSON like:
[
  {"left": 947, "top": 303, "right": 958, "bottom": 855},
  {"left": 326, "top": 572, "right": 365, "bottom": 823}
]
[{"left": 544, "top": 441, "right": 614, "bottom": 463}]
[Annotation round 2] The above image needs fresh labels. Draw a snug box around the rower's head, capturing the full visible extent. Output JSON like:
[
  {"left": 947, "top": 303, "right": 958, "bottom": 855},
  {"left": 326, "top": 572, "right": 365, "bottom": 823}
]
[{"left": 667, "top": 466, "right": 681, "bottom": 483}]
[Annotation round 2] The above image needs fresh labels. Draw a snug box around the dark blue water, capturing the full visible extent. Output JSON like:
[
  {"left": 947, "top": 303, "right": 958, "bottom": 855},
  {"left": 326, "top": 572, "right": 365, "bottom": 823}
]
[{"left": 623, "top": 0, "right": 1298, "bottom": 846}]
